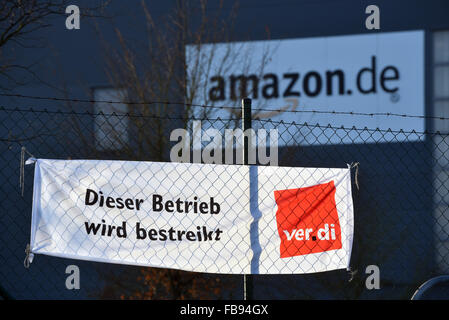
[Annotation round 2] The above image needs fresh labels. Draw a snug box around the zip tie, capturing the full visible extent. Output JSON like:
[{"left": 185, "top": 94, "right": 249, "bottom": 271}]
[
  {"left": 348, "top": 267, "right": 358, "bottom": 282},
  {"left": 350, "top": 162, "right": 360, "bottom": 191},
  {"left": 24, "top": 244, "right": 33, "bottom": 268},
  {"left": 19, "top": 147, "right": 25, "bottom": 197},
  {"left": 19, "top": 147, "right": 36, "bottom": 197}
]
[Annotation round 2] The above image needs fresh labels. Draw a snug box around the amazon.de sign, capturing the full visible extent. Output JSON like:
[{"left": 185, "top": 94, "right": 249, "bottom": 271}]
[{"left": 186, "top": 30, "right": 424, "bottom": 144}]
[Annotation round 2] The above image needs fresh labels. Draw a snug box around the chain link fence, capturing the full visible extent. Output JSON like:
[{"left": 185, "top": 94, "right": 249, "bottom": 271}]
[{"left": 0, "top": 103, "right": 448, "bottom": 299}]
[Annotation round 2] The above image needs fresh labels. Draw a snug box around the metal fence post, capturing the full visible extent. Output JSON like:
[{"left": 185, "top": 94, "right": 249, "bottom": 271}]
[{"left": 242, "top": 97, "right": 253, "bottom": 300}]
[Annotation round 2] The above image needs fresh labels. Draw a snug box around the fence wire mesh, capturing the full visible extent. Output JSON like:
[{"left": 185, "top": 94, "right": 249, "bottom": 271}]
[{"left": 0, "top": 103, "right": 448, "bottom": 300}]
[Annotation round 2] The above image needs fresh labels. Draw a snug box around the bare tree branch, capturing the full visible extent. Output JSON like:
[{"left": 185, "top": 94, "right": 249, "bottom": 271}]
[{"left": 0, "top": 0, "right": 111, "bottom": 91}]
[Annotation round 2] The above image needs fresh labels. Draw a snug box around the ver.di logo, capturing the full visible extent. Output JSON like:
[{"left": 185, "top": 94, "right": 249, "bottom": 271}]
[{"left": 274, "top": 181, "right": 342, "bottom": 258}]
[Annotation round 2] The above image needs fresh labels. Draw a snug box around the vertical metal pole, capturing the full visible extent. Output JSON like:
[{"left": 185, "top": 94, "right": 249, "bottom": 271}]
[
  {"left": 242, "top": 97, "right": 253, "bottom": 300},
  {"left": 242, "top": 98, "right": 252, "bottom": 165}
]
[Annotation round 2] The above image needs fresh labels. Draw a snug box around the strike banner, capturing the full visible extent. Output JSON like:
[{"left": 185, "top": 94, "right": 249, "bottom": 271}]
[{"left": 27, "top": 159, "right": 354, "bottom": 274}]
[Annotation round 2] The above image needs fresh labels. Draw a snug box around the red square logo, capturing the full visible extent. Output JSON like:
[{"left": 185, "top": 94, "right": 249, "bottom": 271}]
[{"left": 274, "top": 181, "right": 342, "bottom": 258}]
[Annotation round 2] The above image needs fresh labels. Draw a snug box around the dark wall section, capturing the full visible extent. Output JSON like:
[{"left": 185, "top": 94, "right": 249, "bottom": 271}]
[{"left": 1, "top": 0, "right": 448, "bottom": 299}]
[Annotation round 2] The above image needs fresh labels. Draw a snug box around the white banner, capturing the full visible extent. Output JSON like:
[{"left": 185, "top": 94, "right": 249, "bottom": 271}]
[{"left": 28, "top": 159, "right": 354, "bottom": 274}]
